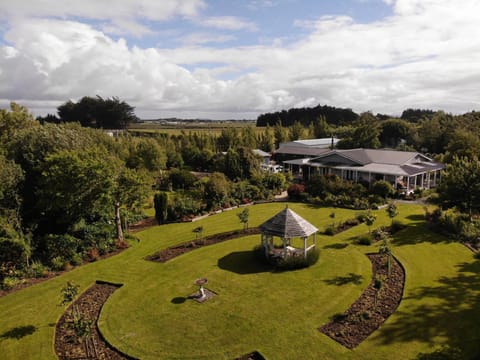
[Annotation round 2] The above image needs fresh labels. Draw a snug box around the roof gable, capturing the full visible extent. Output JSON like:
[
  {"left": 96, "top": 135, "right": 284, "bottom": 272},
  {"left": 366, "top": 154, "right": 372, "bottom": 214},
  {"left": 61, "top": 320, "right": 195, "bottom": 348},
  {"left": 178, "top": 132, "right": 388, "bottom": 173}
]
[{"left": 260, "top": 207, "right": 318, "bottom": 238}]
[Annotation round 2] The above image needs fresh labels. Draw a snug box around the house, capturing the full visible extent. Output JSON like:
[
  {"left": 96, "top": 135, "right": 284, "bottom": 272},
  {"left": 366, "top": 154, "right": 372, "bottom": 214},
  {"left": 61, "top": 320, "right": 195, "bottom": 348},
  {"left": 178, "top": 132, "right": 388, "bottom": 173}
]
[
  {"left": 282, "top": 148, "right": 444, "bottom": 193},
  {"left": 274, "top": 138, "right": 340, "bottom": 162},
  {"left": 252, "top": 149, "right": 271, "bottom": 165}
]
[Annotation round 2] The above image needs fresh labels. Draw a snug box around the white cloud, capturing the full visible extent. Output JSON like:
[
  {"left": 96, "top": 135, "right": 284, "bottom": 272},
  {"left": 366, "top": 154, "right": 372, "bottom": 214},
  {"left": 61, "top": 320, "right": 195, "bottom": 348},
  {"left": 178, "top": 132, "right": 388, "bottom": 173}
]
[
  {"left": 247, "top": 1, "right": 276, "bottom": 10},
  {"left": 1, "top": 0, "right": 480, "bottom": 119},
  {"left": 197, "top": 16, "right": 258, "bottom": 31},
  {"left": 0, "top": 0, "right": 206, "bottom": 36},
  {"left": 179, "top": 32, "right": 236, "bottom": 45}
]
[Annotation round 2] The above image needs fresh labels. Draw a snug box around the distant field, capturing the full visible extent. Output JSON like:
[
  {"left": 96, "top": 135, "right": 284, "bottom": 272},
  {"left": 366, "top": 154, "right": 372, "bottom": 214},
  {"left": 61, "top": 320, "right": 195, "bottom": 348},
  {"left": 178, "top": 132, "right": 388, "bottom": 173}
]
[{"left": 129, "top": 120, "right": 263, "bottom": 136}]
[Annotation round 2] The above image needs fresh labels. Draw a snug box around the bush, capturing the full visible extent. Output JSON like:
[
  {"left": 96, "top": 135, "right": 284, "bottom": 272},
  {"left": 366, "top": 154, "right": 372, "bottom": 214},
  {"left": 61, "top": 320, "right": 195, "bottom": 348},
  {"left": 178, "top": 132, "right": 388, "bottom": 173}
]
[
  {"left": 275, "top": 249, "right": 320, "bottom": 270},
  {"left": 69, "top": 253, "right": 83, "bottom": 266},
  {"left": 324, "top": 225, "right": 335, "bottom": 236},
  {"left": 474, "top": 252, "right": 480, "bottom": 260},
  {"left": 50, "top": 256, "right": 66, "bottom": 271},
  {"left": 1, "top": 276, "right": 20, "bottom": 290},
  {"left": 28, "top": 261, "right": 49, "bottom": 278},
  {"left": 357, "top": 235, "right": 372, "bottom": 245},
  {"left": 371, "top": 180, "right": 394, "bottom": 199},
  {"left": 287, "top": 183, "right": 305, "bottom": 200}
]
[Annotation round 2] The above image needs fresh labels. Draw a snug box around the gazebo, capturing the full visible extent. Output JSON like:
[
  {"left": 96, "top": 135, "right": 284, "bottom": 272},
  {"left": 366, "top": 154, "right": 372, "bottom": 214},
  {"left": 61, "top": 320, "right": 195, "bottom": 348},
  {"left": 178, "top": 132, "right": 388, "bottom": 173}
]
[{"left": 260, "top": 206, "right": 318, "bottom": 260}]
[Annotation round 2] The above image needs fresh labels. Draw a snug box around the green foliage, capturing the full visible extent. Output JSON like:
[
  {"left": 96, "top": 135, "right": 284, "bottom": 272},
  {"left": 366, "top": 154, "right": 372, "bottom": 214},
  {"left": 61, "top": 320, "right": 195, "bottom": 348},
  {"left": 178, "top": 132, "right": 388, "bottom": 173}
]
[
  {"left": 27, "top": 261, "right": 48, "bottom": 278},
  {"left": 289, "top": 121, "right": 305, "bottom": 141},
  {"left": 204, "top": 172, "right": 230, "bottom": 209},
  {"left": 337, "top": 112, "right": 380, "bottom": 149},
  {"left": 168, "top": 168, "right": 197, "bottom": 190},
  {"left": 357, "top": 234, "right": 372, "bottom": 245},
  {"left": 371, "top": 180, "right": 394, "bottom": 199},
  {"left": 386, "top": 202, "right": 399, "bottom": 221},
  {"left": 324, "top": 225, "right": 335, "bottom": 236},
  {"left": 69, "top": 306, "right": 93, "bottom": 341},
  {"left": 60, "top": 281, "right": 80, "bottom": 306},
  {"left": 154, "top": 192, "right": 168, "bottom": 224},
  {"left": 237, "top": 208, "right": 250, "bottom": 231},
  {"left": 1, "top": 276, "right": 20, "bottom": 290},
  {"left": 57, "top": 96, "right": 137, "bottom": 129},
  {"left": 39, "top": 234, "right": 80, "bottom": 265},
  {"left": 125, "top": 137, "right": 166, "bottom": 172},
  {"left": 274, "top": 249, "right": 320, "bottom": 270},
  {"left": 438, "top": 156, "right": 480, "bottom": 218},
  {"left": 364, "top": 210, "right": 377, "bottom": 233}
]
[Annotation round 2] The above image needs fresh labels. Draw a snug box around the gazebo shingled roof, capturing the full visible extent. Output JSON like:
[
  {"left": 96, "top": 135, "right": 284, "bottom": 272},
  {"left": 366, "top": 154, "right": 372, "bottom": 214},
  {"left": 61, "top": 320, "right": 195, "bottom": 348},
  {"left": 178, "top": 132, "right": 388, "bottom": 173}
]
[{"left": 260, "top": 207, "right": 318, "bottom": 238}]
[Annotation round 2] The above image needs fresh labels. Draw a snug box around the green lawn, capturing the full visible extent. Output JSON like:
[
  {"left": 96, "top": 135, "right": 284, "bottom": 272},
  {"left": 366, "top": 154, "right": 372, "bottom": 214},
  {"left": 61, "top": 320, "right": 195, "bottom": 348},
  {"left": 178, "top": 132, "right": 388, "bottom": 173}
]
[{"left": 1, "top": 203, "right": 479, "bottom": 359}]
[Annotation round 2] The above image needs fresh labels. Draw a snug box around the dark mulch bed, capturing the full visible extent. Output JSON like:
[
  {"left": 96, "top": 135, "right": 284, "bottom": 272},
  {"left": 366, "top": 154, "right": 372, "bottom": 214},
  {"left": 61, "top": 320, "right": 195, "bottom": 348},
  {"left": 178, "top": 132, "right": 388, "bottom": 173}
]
[
  {"left": 146, "top": 227, "right": 261, "bottom": 263},
  {"left": 55, "top": 281, "right": 135, "bottom": 360},
  {"left": 319, "top": 253, "right": 405, "bottom": 349},
  {"left": 128, "top": 216, "right": 158, "bottom": 233}
]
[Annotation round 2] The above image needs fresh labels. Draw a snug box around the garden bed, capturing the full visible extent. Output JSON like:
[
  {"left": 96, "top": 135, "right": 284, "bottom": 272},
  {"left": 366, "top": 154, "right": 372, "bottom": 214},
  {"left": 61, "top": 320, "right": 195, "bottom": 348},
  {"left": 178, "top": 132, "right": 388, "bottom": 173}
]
[
  {"left": 146, "top": 227, "right": 261, "bottom": 262},
  {"left": 55, "top": 281, "right": 134, "bottom": 360},
  {"left": 319, "top": 253, "right": 405, "bottom": 349}
]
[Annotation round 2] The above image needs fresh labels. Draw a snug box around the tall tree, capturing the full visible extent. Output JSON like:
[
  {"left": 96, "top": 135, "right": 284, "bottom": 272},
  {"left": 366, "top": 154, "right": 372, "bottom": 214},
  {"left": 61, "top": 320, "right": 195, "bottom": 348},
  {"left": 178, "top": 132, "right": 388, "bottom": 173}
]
[
  {"left": 438, "top": 156, "right": 480, "bottom": 219},
  {"left": 57, "top": 96, "right": 137, "bottom": 129},
  {"left": 289, "top": 121, "right": 305, "bottom": 141},
  {"left": 274, "top": 121, "right": 288, "bottom": 148},
  {"left": 312, "top": 115, "right": 331, "bottom": 138}
]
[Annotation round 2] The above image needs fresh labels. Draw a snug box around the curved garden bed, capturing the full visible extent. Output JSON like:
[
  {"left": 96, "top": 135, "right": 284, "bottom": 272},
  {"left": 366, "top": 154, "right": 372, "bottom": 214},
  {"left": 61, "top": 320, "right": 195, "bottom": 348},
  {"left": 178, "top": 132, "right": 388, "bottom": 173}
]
[
  {"left": 319, "top": 253, "right": 405, "bottom": 348},
  {"left": 55, "top": 281, "right": 134, "bottom": 360},
  {"left": 146, "top": 227, "right": 261, "bottom": 262}
]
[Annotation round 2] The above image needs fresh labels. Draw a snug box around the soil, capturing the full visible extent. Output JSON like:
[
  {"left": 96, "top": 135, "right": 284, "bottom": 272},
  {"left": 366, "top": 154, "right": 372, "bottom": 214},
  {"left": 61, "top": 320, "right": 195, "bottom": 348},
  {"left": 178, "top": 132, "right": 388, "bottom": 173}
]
[
  {"left": 319, "top": 253, "right": 405, "bottom": 349},
  {"left": 146, "top": 227, "right": 261, "bottom": 262},
  {"left": 55, "top": 281, "right": 135, "bottom": 360},
  {"left": 128, "top": 216, "right": 158, "bottom": 233}
]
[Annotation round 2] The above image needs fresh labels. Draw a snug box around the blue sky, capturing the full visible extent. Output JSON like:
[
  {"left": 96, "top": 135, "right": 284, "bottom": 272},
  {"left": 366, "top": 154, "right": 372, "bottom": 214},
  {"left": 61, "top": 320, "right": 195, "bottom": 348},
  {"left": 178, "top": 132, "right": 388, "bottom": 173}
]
[{"left": 0, "top": 0, "right": 479, "bottom": 119}]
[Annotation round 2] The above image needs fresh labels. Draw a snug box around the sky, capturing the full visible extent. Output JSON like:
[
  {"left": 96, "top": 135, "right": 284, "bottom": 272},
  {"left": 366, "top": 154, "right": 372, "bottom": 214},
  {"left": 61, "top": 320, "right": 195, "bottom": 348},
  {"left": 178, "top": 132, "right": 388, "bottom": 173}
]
[{"left": 0, "top": 0, "right": 479, "bottom": 120}]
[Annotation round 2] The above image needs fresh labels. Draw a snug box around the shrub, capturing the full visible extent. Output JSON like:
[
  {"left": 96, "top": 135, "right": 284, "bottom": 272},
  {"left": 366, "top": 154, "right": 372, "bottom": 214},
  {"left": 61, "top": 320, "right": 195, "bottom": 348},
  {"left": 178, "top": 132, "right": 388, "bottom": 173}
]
[
  {"left": 331, "top": 313, "right": 347, "bottom": 322},
  {"left": 287, "top": 183, "right": 305, "bottom": 200},
  {"left": 372, "top": 227, "right": 388, "bottom": 241},
  {"left": 474, "top": 252, "right": 480, "bottom": 260},
  {"left": 356, "top": 212, "right": 367, "bottom": 223},
  {"left": 324, "top": 225, "right": 335, "bottom": 236},
  {"left": 28, "top": 261, "right": 49, "bottom": 278},
  {"left": 274, "top": 249, "right": 320, "bottom": 270},
  {"left": 60, "top": 281, "right": 80, "bottom": 305},
  {"left": 50, "top": 256, "right": 66, "bottom": 271},
  {"left": 357, "top": 235, "right": 372, "bottom": 245},
  {"left": 371, "top": 180, "right": 394, "bottom": 199},
  {"left": 70, "top": 253, "right": 83, "bottom": 266},
  {"left": 154, "top": 192, "right": 168, "bottom": 224},
  {"left": 1, "top": 276, "right": 20, "bottom": 290}
]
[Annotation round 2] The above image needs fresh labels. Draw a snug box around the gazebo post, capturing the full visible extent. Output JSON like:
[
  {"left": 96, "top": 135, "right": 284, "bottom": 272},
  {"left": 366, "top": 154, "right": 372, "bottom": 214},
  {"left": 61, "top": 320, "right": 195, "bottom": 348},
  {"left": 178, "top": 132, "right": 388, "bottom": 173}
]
[{"left": 303, "top": 237, "right": 307, "bottom": 259}]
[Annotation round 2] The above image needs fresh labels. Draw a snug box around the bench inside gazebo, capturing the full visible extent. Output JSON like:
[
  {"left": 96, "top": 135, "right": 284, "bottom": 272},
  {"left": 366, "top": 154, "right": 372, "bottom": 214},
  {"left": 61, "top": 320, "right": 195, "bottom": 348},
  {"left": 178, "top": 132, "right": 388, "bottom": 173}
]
[{"left": 260, "top": 206, "right": 318, "bottom": 260}]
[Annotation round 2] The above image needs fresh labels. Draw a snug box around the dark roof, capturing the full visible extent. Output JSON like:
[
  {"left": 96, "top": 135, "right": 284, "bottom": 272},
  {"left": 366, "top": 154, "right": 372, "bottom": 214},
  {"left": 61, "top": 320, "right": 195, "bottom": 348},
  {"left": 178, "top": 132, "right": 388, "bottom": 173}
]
[
  {"left": 311, "top": 149, "right": 432, "bottom": 166},
  {"left": 275, "top": 145, "right": 331, "bottom": 157},
  {"left": 260, "top": 207, "right": 318, "bottom": 238}
]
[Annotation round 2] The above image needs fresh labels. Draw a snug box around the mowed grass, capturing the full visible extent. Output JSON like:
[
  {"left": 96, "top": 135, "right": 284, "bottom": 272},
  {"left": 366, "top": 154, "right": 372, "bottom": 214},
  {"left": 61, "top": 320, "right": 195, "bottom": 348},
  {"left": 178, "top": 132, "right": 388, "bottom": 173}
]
[{"left": 1, "top": 203, "right": 480, "bottom": 359}]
